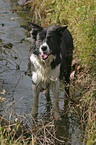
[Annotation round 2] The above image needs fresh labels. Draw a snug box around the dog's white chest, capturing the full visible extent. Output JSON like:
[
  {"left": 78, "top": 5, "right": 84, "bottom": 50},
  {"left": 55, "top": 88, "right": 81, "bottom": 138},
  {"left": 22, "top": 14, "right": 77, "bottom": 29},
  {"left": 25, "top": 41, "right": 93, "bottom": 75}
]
[{"left": 30, "top": 54, "right": 60, "bottom": 85}]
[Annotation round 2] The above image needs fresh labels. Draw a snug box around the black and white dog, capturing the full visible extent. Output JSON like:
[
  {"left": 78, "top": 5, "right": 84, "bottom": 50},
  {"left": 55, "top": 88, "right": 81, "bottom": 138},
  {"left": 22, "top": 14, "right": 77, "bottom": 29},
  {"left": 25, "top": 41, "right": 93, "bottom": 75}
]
[{"left": 28, "top": 23, "right": 73, "bottom": 120}]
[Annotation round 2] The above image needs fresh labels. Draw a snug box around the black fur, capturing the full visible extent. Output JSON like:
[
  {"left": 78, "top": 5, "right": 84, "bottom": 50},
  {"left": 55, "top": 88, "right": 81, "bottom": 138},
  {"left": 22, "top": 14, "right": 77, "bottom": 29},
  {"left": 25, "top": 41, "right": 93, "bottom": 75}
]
[
  {"left": 29, "top": 23, "right": 73, "bottom": 88},
  {"left": 28, "top": 23, "right": 74, "bottom": 119}
]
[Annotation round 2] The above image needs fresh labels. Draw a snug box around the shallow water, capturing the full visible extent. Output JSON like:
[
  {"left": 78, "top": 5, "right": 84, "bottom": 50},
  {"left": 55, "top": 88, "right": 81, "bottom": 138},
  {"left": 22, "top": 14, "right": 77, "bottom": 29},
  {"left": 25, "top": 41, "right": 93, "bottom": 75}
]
[
  {"left": 0, "top": 0, "right": 64, "bottom": 116},
  {"left": 0, "top": 0, "right": 82, "bottom": 144},
  {"left": 0, "top": 0, "right": 33, "bottom": 115}
]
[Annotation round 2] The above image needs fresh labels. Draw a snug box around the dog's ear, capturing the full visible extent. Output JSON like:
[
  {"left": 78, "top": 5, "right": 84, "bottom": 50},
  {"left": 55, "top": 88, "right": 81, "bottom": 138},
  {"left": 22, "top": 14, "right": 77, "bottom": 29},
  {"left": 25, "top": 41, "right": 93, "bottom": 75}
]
[
  {"left": 28, "top": 22, "right": 43, "bottom": 31},
  {"left": 28, "top": 22, "right": 43, "bottom": 40},
  {"left": 54, "top": 26, "right": 68, "bottom": 38},
  {"left": 55, "top": 26, "right": 68, "bottom": 33}
]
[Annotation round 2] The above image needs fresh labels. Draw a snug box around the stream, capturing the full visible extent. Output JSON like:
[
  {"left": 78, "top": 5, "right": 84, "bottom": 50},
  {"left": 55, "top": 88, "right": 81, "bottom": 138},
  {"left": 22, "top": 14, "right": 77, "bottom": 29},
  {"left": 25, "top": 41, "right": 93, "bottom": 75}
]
[
  {"left": 0, "top": 0, "right": 57, "bottom": 116},
  {"left": 0, "top": 0, "right": 82, "bottom": 144}
]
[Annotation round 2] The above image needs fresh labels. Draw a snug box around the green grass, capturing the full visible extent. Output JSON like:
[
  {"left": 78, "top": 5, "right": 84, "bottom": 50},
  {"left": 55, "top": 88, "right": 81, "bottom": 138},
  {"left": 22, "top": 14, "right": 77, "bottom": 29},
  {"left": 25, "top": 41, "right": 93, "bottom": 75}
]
[
  {"left": 23, "top": 0, "right": 96, "bottom": 144},
  {"left": 24, "top": 0, "right": 96, "bottom": 68},
  {"left": 1, "top": 0, "right": 96, "bottom": 144}
]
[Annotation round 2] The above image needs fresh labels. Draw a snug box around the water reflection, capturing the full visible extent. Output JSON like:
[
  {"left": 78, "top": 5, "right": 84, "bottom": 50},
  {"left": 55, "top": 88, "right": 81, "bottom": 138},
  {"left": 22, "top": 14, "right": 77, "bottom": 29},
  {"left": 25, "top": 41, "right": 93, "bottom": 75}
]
[
  {"left": 0, "top": 0, "right": 82, "bottom": 144},
  {"left": 0, "top": 0, "right": 33, "bottom": 116}
]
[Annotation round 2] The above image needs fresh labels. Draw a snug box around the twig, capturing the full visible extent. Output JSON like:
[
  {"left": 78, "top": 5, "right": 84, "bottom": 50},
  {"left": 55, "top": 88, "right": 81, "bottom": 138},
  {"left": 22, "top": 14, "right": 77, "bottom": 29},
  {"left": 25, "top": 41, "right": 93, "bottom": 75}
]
[{"left": 46, "top": 128, "right": 65, "bottom": 143}]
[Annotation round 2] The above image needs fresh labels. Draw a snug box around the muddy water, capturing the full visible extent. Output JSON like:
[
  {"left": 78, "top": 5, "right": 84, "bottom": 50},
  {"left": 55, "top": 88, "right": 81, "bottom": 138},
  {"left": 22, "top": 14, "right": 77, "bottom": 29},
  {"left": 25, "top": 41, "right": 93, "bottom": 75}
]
[
  {"left": 0, "top": 0, "right": 32, "bottom": 115},
  {"left": 0, "top": 0, "right": 64, "bottom": 117},
  {"left": 0, "top": 0, "right": 82, "bottom": 144},
  {"left": 0, "top": 0, "right": 54, "bottom": 116}
]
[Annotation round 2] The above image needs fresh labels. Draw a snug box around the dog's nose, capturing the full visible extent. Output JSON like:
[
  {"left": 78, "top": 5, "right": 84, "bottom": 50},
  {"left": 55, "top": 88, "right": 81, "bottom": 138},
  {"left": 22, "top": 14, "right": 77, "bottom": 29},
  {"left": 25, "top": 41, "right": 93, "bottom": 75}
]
[{"left": 41, "top": 46, "right": 47, "bottom": 51}]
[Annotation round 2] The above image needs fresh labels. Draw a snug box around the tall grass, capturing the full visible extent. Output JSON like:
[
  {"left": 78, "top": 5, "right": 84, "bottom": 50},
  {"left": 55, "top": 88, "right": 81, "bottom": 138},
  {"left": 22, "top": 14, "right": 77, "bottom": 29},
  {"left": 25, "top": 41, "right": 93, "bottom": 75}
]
[
  {"left": 1, "top": 0, "right": 96, "bottom": 144},
  {"left": 24, "top": 0, "right": 95, "bottom": 69},
  {"left": 24, "top": 0, "right": 96, "bottom": 144}
]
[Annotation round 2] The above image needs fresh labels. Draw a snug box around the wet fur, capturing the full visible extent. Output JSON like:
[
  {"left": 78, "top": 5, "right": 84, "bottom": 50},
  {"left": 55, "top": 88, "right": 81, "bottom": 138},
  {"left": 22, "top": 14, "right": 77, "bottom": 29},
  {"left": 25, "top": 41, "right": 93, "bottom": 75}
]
[{"left": 28, "top": 23, "right": 74, "bottom": 120}]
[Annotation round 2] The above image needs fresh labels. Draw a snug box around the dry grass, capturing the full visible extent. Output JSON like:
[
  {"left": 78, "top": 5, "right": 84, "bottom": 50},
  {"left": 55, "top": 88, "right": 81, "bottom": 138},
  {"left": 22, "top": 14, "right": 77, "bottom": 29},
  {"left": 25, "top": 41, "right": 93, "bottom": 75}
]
[
  {"left": 23, "top": 0, "right": 96, "bottom": 144},
  {"left": 0, "top": 0, "right": 96, "bottom": 144}
]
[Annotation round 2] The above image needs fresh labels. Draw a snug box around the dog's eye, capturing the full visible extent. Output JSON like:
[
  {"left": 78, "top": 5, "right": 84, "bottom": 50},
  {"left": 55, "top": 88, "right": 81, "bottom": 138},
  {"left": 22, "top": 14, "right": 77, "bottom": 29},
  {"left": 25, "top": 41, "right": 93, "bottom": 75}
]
[
  {"left": 48, "top": 36, "right": 54, "bottom": 42},
  {"left": 47, "top": 36, "right": 52, "bottom": 41},
  {"left": 37, "top": 39, "right": 42, "bottom": 42},
  {"left": 38, "top": 40, "right": 42, "bottom": 42},
  {"left": 48, "top": 36, "right": 51, "bottom": 39},
  {"left": 36, "top": 40, "right": 42, "bottom": 48}
]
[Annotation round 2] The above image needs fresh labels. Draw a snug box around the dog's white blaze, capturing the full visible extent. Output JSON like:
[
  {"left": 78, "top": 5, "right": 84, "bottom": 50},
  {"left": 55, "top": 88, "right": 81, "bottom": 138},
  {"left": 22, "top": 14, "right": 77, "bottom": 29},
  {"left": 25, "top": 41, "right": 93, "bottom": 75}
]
[
  {"left": 60, "top": 53, "right": 62, "bottom": 59},
  {"left": 39, "top": 42, "right": 50, "bottom": 53},
  {"left": 30, "top": 54, "right": 60, "bottom": 86},
  {"left": 30, "top": 29, "right": 34, "bottom": 40}
]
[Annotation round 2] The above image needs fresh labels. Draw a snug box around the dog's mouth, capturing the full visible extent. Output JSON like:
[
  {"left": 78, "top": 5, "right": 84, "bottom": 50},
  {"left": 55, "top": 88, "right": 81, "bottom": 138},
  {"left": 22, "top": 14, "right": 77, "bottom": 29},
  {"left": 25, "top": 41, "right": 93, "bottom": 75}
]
[{"left": 40, "top": 51, "right": 52, "bottom": 60}]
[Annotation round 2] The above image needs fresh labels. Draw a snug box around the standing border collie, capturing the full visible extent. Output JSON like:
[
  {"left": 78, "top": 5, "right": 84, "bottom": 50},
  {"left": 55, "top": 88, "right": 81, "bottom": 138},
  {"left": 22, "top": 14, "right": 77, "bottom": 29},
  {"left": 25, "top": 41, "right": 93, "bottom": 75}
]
[{"left": 28, "top": 23, "right": 73, "bottom": 120}]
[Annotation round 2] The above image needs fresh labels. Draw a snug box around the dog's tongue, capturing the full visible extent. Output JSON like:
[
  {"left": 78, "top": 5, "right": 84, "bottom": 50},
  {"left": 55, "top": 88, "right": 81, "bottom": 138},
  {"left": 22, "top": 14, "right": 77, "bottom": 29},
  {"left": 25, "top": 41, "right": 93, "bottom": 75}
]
[{"left": 41, "top": 52, "right": 48, "bottom": 60}]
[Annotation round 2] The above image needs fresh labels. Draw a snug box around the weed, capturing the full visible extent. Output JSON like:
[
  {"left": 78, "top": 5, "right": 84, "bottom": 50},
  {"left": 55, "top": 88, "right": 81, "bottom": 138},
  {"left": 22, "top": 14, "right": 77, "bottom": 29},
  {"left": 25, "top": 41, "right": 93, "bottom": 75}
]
[{"left": 1, "top": 0, "right": 96, "bottom": 144}]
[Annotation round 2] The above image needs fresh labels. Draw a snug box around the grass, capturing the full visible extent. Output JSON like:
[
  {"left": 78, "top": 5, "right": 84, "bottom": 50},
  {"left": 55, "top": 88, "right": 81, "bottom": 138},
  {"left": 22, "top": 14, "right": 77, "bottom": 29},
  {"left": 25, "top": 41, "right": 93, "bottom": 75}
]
[
  {"left": 1, "top": 112, "right": 65, "bottom": 144},
  {"left": 24, "top": 0, "right": 96, "bottom": 68},
  {"left": 21, "top": 0, "right": 96, "bottom": 144},
  {"left": 1, "top": 0, "right": 96, "bottom": 144}
]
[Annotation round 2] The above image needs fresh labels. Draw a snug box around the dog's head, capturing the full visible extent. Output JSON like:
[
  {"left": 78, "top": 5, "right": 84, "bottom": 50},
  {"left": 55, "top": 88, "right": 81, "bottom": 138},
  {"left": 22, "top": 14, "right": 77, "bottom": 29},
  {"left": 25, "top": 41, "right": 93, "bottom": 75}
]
[{"left": 29, "top": 23, "right": 67, "bottom": 64}]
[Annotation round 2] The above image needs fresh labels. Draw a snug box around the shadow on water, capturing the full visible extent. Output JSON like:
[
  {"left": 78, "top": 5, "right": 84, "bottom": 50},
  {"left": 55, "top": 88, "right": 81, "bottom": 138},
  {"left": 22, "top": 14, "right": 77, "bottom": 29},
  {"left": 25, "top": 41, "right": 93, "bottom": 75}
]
[
  {"left": 0, "top": 0, "right": 34, "bottom": 115},
  {"left": 0, "top": 0, "right": 82, "bottom": 144}
]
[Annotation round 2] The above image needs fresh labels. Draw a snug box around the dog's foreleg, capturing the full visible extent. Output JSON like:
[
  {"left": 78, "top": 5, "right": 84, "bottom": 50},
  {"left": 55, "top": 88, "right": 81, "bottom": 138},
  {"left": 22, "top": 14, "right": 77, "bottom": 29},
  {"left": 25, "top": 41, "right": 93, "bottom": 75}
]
[
  {"left": 52, "top": 81, "right": 61, "bottom": 120},
  {"left": 45, "top": 84, "right": 52, "bottom": 113},
  {"left": 31, "top": 84, "right": 39, "bottom": 118},
  {"left": 45, "top": 84, "right": 50, "bottom": 102}
]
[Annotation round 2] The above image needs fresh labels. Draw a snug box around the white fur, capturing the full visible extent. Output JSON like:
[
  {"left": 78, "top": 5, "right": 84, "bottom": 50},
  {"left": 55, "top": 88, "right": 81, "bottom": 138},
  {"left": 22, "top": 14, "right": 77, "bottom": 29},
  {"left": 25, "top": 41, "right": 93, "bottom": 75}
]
[
  {"left": 30, "top": 52, "right": 61, "bottom": 120},
  {"left": 30, "top": 54, "right": 60, "bottom": 86},
  {"left": 39, "top": 42, "right": 50, "bottom": 54}
]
